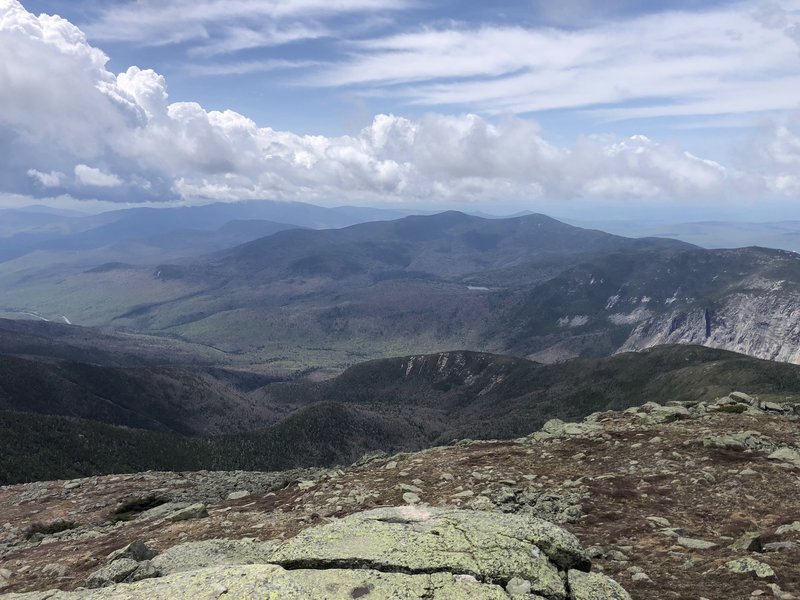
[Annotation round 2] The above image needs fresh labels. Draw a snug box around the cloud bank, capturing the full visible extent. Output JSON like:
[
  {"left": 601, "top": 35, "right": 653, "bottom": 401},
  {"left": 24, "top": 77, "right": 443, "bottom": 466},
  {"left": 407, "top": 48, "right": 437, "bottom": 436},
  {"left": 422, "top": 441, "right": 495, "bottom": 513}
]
[{"left": 0, "top": 0, "right": 796, "bottom": 206}]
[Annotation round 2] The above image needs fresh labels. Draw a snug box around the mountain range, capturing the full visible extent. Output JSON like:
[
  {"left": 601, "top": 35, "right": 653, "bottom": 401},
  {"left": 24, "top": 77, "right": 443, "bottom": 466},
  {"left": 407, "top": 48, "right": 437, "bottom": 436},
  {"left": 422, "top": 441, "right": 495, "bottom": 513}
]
[
  {"left": 5, "top": 203, "right": 800, "bottom": 485},
  {"left": 4, "top": 316, "right": 800, "bottom": 484},
  {"left": 4, "top": 208, "right": 800, "bottom": 370}
]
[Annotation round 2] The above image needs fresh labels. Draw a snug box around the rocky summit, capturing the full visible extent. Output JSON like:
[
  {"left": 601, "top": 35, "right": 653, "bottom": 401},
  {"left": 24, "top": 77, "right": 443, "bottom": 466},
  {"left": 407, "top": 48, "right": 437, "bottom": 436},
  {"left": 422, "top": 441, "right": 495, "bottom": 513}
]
[{"left": 1, "top": 391, "right": 799, "bottom": 599}]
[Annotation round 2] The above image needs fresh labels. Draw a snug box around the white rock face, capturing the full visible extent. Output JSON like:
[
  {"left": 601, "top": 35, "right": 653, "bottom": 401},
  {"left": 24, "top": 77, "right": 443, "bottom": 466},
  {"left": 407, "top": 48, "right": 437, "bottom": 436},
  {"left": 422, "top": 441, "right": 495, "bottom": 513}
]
[{"left": 617, "top": 292, "right": 800, "bottom": 364}]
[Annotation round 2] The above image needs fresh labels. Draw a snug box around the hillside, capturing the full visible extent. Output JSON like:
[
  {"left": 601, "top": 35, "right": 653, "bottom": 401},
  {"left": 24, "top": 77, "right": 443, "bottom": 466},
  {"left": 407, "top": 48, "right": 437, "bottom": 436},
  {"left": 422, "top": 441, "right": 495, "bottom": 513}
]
[
  {"left": 0, "top": 356, "right": 283, "bottom": 436},
  {"left": 8, "top": 210, "right": 800, "bottom": 370},
  {"left": 5, "top": 345, "right": 800, "bottom": 484},
  {"left": 0, "top": 318, "right": 240, "bottom": 367},
  {"left": 6, "top": 211, "right": 800, "bottom": 371},
  {"left": 502, "top": 246, "right": 800, "bottom": 363},
  {"left": 0, "top": 211, "right": 689, "bottom": 369},
  {"left": 1, "top": 391, "right": 798, "bottom": 598}
]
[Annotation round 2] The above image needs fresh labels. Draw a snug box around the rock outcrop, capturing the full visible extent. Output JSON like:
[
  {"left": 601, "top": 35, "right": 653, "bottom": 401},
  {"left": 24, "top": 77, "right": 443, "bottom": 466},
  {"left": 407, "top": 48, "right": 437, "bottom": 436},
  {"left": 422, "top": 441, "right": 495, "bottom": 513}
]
[{"left": 7, "top": 507, "right": 625, "bottom": 600}]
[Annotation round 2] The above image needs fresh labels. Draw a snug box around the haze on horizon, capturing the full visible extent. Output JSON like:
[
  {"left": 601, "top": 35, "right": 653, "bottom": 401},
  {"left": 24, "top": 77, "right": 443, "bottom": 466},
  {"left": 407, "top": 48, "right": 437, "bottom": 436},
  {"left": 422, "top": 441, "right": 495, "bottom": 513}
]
[{"left": 1, "top": 0, "right": 800, "bottom": 221}]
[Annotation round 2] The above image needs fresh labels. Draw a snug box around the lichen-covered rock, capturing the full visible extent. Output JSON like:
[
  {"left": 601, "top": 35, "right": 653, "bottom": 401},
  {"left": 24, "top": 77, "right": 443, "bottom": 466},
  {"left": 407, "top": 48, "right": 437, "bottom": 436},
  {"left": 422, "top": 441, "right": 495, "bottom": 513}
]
[
  {"left": 151, "top": 539, "right": 278, "bottom": 575},
  {"left": 563, "top": 422, "right": 601, "bottom": 436},
  {"left": 167, "top": 503, "right": 208, "bottom": 522},
  {"left": 729, "top": 391, "right": 755, "bottom": 404},
  {"left": 702, "top": 435, "right": 747, "bottom": 450},
  {"left": 7, "top": 565, "right": 512, "bottom": 599},
  {"left": 568, "top": 570, "right": 632, "bottom": 600},
  {"left": 542, "top": 419, "right": 566, "bottom": 436},
  {"left": 86, "top": 558, "right": 139, "bottom": 588},
  {"left": 636, "top": 403, "right": 691, "bottom": 424},
  {"left": 135, "top": 501, "right": 190, "bottom": 521},
  {"left": 677, "top": 537, "right": 717, "bottom": 550},
  {"left": 6, "top": 506, "right": 627, "bottom": 599},
  {"left": 539, "top": 419, "right": 600, "bottom": 438},
  {"left": 270, "top": 506, "right": 590, "bottom": 583},
  {"left": 107, "top": 540, "right": 157, "bottom": 563},
  {"left": 128, "top": 561, "right": 160, "bottom": 583},
  {"left": 226, "top": 490, "right": 250, "bottom": 500},
  {"left": 729, "top": 532, "right": 762, "bottom": 553},
  {"left": 726, "top": 557, "right": 776, "bottom": 579},
  {"left": 775, "top": 521, "right": 800, "bottom": 535},
  {"left": 768, "top": 447, "right": 800, "bottom": 467}
]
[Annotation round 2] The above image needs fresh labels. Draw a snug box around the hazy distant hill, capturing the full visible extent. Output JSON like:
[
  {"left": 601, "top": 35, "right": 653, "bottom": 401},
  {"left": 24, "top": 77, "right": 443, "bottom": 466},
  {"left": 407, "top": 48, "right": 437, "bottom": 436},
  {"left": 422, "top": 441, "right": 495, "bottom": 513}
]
[
  {"left": 570, "top": 218, "right": 800, "bottom": 253},
  {"left": 90, "top": 212, "right": 689, "bottom": 368},
  {"left": 0, "top": 200, "right": 418, "bottom": 264},
  {"left": 6, "top": 210, "right": 800, "bottom": 369}
]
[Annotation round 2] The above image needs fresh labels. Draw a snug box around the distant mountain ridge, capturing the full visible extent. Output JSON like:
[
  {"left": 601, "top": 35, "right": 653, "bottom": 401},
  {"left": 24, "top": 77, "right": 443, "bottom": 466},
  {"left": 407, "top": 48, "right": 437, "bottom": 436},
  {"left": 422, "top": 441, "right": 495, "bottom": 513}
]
[
  {"left": 0, "top": 200, "right": 420, "bottom": 263},
  {"left": 5, "top": 209, "right": 800, "bottom": 369},
  {"left": 86, "top": 211, "right": 692, "bottom": 368}
]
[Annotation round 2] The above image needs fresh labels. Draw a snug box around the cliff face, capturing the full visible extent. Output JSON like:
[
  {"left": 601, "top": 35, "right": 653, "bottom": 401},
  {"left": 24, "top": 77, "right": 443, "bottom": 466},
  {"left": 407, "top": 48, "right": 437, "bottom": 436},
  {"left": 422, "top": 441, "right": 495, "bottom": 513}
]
[
  {"left": 509, "top": 247, "right": 800, "bottom": 365},
  {"left": 619, "top": 289, "right": 800, "bottom": 364}
]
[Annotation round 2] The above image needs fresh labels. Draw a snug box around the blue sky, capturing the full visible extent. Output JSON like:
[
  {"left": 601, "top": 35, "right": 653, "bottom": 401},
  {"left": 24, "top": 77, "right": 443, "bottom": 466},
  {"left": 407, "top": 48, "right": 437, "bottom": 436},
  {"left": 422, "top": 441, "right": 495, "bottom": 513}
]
[
  {"left": 2, "top": 0, "right": 800, "bottom": 218},
  {"left": 20, "top": 0, "right": 769, "bottom": 144}
]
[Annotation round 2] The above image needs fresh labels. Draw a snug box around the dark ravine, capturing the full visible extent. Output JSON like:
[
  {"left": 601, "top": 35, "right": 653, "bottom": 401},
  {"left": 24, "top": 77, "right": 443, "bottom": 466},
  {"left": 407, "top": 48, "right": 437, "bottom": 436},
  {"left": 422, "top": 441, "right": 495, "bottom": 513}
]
[{"left": 4, "top": 342, "right": 800, "bottom": 485}]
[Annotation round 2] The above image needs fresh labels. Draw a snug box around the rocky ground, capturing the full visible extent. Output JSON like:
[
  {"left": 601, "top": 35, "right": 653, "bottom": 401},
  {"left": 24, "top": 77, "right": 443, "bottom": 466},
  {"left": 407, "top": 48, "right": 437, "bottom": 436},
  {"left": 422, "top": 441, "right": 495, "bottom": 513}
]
[{"left": 0, "top": 391, "right": 798, "bottom": 599}]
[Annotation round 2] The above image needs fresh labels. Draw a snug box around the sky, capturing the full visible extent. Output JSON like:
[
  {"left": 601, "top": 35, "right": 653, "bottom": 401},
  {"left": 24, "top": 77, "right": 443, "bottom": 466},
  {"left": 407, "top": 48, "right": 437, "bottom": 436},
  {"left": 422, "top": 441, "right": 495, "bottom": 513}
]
[{"left": 1, "top": 0, "right": 800, "bottom": 219}]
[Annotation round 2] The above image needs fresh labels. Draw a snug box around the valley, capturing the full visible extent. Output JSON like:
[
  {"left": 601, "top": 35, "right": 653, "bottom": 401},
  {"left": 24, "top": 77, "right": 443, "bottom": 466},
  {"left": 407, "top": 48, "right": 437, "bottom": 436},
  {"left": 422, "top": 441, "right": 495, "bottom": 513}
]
[
  {"left": 3, "top": 320, "right": 800, "bottom": 485},
  {"left": 3, "top": 203, "right": 800, "bottom": 599},
  {"left": 6, "top": 208, "right": 800, "bottom": 372}
]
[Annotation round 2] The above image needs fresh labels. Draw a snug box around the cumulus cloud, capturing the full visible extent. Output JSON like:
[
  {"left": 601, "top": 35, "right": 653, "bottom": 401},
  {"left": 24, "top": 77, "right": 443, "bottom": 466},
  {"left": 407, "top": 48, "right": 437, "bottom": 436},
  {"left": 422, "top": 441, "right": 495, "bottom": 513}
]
[
  {"left": 746, "top": 114, "right": 800, "bottom": 196},
  {"left": 74, "top": 165, "right": 123, "bottom": 187},
  {"left": 0, "top": 0, "right": 791, "bottom": 207},
  {"left": 27, "top": 169, "right": 64, "bottom": 188}
]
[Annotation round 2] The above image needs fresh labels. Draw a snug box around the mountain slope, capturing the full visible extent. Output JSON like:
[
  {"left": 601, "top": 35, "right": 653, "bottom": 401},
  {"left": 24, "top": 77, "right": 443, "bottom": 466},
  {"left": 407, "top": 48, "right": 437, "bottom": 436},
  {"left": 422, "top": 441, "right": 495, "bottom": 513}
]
[
  {"left": 0, "top": 354, "right": 282, "bottom": 436},
  {"left": 5, "top": 345, "right": 800, "bottom": 484},
  {"left": 90, "top": 212, "right": 691, "bottom": 368},
  {"left": 0, "top": 318, "right": 237, "bottom": 367},
  {"left": 3, "top": 393, "right": 798, "bottom": 599},
  {"left": 184, "top": 210, "right": 688, "bottom": 282},
  {"left": 503, "top": 246, "right": 800, "bottom": 363},
  {"left": 6, "top": 210, "right": 800, "bottom": 369},
  {"left": 265, "top": 345, "right": 800, "bottom": 442}
]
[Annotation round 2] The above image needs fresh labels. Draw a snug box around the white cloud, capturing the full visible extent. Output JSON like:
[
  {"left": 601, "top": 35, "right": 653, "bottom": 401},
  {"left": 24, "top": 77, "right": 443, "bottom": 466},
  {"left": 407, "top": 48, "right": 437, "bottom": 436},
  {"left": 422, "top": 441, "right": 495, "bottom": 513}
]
[
  {"left": 746, "top": 114, "right": 800, "bottom": 195},
  {"left": 187, "top": 24, "right": 328, "bottom": 57},
  {"left": 74, "top": 164, "right": 123, "bottom": 187},
  {"left": 184, "top": 59, "right": 319, "bottom": 77},
  {"left": 26, "top": 169, "right": 64, "bottom": 187},
  {"left": 0, "top": 0, "right": 793, "bottom": 207},
  {"left": 310, "top": 3, "right": 800, "bottom": 120},
  {"left": 83, "top": 0, "right": 406, "bottom": 52}
]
